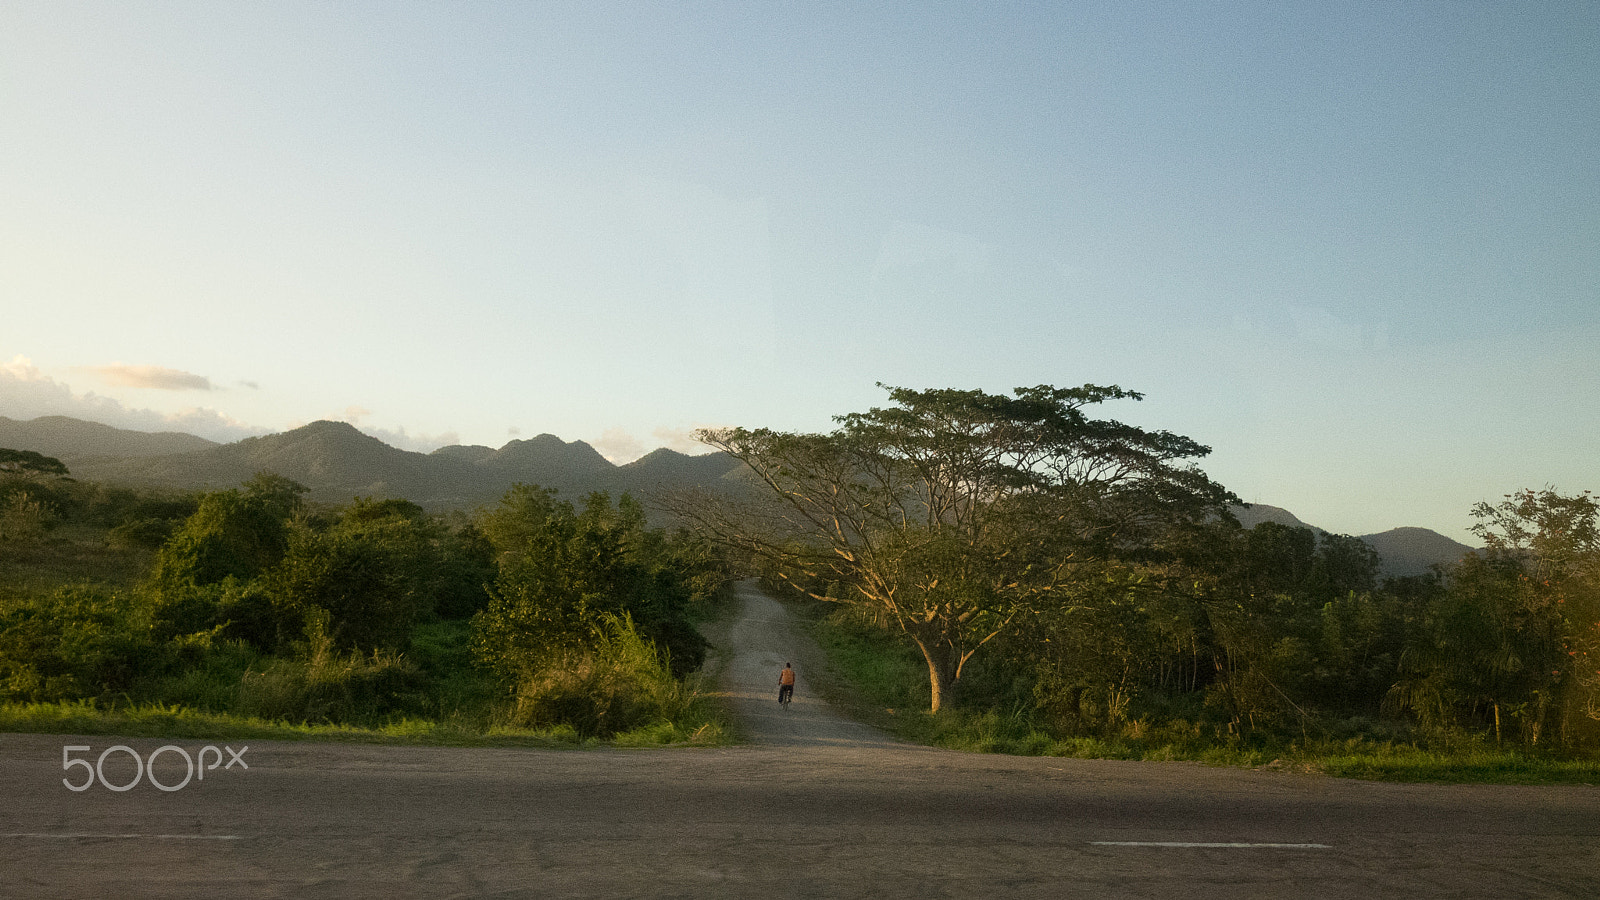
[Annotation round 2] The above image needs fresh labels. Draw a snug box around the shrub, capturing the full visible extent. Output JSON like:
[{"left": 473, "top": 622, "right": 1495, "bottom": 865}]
[
  {"left": 499, "top": 615, "right": 693, "bottom": 738},
  {"left": 0, "top": 585, "right": 166, "bottom": 702}
]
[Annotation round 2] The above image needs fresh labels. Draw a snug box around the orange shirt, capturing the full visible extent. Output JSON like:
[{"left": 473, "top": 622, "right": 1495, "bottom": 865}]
[{"left": 779, "top": 668, "right": 795, "bottom": 686}]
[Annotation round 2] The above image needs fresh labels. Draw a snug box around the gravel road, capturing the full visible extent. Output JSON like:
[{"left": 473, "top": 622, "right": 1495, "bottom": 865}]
[
  {"left": 2, "top": 581, "right": 1597, "bottom": 898},
  {"left": 710, "top": 579, "right": 899, "bottom": 749}
]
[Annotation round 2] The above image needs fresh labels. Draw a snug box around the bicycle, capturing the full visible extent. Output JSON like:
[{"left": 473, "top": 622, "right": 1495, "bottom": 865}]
[{"left": 778, "top": 662, "right": 796, "bottom": 707}]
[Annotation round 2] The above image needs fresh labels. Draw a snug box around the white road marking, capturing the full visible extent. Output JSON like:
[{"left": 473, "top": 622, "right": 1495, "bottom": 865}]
[
  {"left": 1091, "top": 841, "right": 1330, "bottom": 849},
  {"left": 2, "top": 833, "right": 242, "bottom": 840}
]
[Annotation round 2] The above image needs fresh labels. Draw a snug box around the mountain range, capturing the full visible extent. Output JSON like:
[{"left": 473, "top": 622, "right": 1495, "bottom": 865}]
[
  {"left": 0, "top": 415, "right": 1474, "bottom": 578},
  {"left": 0, "top": 415, "right": 748, "bottom": 511}
]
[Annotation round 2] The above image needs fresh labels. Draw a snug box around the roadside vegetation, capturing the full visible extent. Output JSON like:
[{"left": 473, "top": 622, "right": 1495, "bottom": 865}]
[
  {"left": 680, "top": 383, "right": 1600, "bottom": 783},
  {"left": 0, "top": 458, "right": 734, "bottom": 748},
  {"left": 5, "top": 383, "right": 1598, "bottom": 782},
  {"left": 796, "top": 593, "right": 1599, "bottom": 784}
]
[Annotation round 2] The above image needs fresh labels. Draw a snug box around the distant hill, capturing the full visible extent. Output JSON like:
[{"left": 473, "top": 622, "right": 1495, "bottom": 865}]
[
  {"left": 2, "top": 415, "right": 1477, "bottom": 575},
  {"left": 1361, "top": 527, "right": 1477, "bottom": 578},
  {"left": 61, "top": 420, "right": 474, "bottom": 502},
  {"left": 457, "top": 433, "right": 616, "bottom": 481},
  {"left": 611, "top": 447, "right": 747, "bottom": 496},
  {"left": 1228, "top": 503, "right": 1323, "bottom": 533},
  {"left": 0, "top": 415, "right": 218, "bottom": 460},
  {"left": 1229, "top": 503, "right": 1474, "bottom": 579}
]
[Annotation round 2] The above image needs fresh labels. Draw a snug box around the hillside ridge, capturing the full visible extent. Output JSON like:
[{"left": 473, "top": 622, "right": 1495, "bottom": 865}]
[{"left": 0, "top": 414, "right": 1474, "bottom": 575}]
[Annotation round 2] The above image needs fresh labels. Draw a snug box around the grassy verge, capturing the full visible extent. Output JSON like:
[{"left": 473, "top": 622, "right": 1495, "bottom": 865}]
[
  {"left": 1310, "top": 747, "right": 1600, "bottom": 785},
  {"left": 0, "top": 696, "right": 734, "bottom": 750},
  {"left": 801, "top": 605, "right": 1600, "bottom": 785}
]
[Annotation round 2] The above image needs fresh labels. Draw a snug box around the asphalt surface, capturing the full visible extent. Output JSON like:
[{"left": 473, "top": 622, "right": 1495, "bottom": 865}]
[{"left": 2, "top": 582, "right": 1598, "bottom": 898}]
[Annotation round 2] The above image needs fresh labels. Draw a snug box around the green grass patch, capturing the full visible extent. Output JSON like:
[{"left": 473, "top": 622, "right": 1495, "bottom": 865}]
[
  {"left": 800, "top": 603, "right": 929, "bottom": 725},
  {"left": 0, "top": 698, "right": 734, "bottom": 749},
  {"left": 1314, "top": 746, "right": 1600, "bottom": 785}
]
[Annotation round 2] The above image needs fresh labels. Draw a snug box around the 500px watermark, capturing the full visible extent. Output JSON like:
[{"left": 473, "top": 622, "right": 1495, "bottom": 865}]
[{"left": 62, "top": 744, "right": 248, "bottom": 792}]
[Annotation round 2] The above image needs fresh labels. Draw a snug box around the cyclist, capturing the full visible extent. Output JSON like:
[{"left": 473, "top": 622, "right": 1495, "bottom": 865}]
[{"left": 778, "top": 662, "right": 796, "bottom": 705}]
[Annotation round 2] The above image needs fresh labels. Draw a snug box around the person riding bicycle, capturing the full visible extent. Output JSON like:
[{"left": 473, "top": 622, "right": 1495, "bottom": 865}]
[{"left": 778, "top": 662, "right": 796, "bottom": 705}]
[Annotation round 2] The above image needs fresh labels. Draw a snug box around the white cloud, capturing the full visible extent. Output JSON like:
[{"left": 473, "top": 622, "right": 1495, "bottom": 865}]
[
  {"left": 590, "top": 425, "right": 723, "bottom": 463},
  {"left": 322, "top": 406, "right": 456, "bottom": 452},
  {"left": 651, "top": 426, "right": 718, "bottom": 455},
  {"left": 1, "top": 356, "right": 77, "bottom": 410},
  {"left": 83, "top": 364, "right": 213, "bottom": 391},
  {"left": 593, "top": 427, "right": 645, "bottom": 463},
  {"left": 0, "top": 356, "right": 265, "bottom": 442},
  {"left": 356, "top": 424, "right": 460, "bottom": 453}
]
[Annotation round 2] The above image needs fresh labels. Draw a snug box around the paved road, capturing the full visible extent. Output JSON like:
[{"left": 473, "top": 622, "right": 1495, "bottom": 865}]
[{"left": 2, "top": 582, "right": 1598, "bottom": 898}]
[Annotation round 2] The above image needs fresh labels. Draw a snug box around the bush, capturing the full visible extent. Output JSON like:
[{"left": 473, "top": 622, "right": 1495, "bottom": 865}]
[
  {"left": 269, "top": 522, "right": 425, "bottom": 652},
  {"left": 0, "top": 585, "right": 166, "bottom": 702},
  {"left": 108, "top": 516, "right": 181, "bottom": 551},
  {"left": 499, "top": 615, "right": 695, "bottom": 738}
]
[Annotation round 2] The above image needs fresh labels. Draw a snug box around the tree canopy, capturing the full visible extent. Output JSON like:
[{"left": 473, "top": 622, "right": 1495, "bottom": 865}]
[
  {"left": 685, "top": 383, "right": 1239, "bottom": 711},
  {"left": 0, "top": 449, "right": 69, "bottom": 479}
]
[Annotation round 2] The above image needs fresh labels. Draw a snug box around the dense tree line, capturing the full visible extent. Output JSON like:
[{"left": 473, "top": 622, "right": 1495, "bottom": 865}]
[{"left": 0, "top": 455, "right": 725, "bottom": 738}]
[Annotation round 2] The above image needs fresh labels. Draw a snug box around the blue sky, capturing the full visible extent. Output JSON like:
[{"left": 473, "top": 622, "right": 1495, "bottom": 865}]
[{"left": 2, "top": 2, "right": 1596, "bottom": 543}]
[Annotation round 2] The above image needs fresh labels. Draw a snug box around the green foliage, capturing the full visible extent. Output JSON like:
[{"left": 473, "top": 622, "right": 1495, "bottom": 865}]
[
  {"left": 234, "top": 624, "right": 426, "bottom": 725},
  {"left": 149, "top": 475, "right": 307, "bottom": 589},
  {"left": 1015, "top": 563, "right": 1190, "bottom": 731},
  {"left": 0, "top": 470, "right": 725, "bottom": 745},
  {"left": 62, "top": 482, "right": 199, "bottom": 529},
  {"left": 0, "top": 490, "right": 56, "bottom": 543},
  {"left": 0, "top": 585, "right": 165, "bottom": 702},
  {"left": 468, "top": 486, "right": 721, "bottom": 736},
  {"left": 1391, "top": 488, "right": 1600, "bottom": 748},
  {"left": 472, "top": 486, "right": 709, "bottom": 686},
  {"left": 269, "top": 513, "right": 432, "bottom": 652},
  {"left": 807, "top": 600, "right": 1598, "bottom": 782},
  {"left": 108, "top": 516, "right": 181, "bottom": 550},
  {"left": 14, "top": 444, "right": 1586, "bottom": 764},
  {"left": 432, "top": 522, "right": 496, "bottom": 618},
  {"left": 477, "top": 483, "right": 566, "bottom": 559},
  {"left": 0, "top": 453, "right": 77, "bottom": 544}
]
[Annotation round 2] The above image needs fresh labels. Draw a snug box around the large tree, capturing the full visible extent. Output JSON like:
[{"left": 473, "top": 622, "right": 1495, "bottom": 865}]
[
  {"left": 0, "top": 449, "right": 69, "bottom": 479},
  {"left": 684, "top": 383, "right": 1238, "bottom": 711}
]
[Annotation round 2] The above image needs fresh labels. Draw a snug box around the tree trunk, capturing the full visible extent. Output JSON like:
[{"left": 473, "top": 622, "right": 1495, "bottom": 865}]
[{"left": 911, "top": 636, "right": 956, "bottom": 713}]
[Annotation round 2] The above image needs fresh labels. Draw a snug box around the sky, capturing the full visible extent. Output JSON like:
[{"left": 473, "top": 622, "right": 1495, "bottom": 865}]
[{"left": 2, "top": 2, "right": 1596, "bottom": 544}]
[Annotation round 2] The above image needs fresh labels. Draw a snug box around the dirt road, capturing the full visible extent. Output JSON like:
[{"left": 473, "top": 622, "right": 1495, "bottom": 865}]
[
  {"left": 3, "top": 582, "right": 1598, "bottom": 898},
  {"left": 710, "top": 580, "right": 898, "bottom": 749}
]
